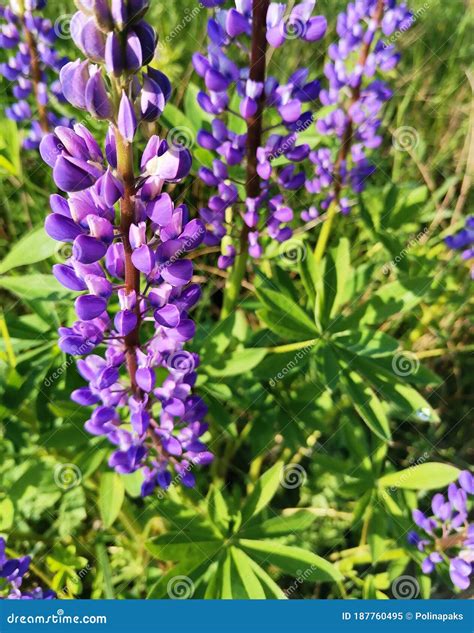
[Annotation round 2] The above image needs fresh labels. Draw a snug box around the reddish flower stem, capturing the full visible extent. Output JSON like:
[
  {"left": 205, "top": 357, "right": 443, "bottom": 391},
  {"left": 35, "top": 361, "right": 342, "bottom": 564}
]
[
  {"left": 221, "top": 0, "right": 269, "bottom": 319},
  {"left": 22, "top": 17, "right": 49, "bottom": 133},
  {"left": 115, "top": 130, "right": 141, "bottom": 394}
]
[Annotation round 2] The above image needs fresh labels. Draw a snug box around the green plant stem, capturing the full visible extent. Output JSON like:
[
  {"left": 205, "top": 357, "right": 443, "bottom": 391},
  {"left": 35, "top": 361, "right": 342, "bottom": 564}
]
[
  {"left": 266, "top": 338, "right": 319, "bottom": 354},
  {"left": 313, "top": 200, "right": 337, "bottom": 264},
  {"left": 221, "top": 0, "right": 269, "bottom": 319},
  {"left": 221, "top": 247, "right": 249, "bottom": 318}
]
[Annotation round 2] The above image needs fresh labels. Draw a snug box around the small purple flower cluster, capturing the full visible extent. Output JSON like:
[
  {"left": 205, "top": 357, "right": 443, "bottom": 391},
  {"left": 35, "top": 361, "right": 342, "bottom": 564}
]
[
  {"left": 40, "top": 0, "right": 213, "bottom": 496},
  {"left": 445, "top": 216, "right": 474, "bottom": 279},
  {"left": 0, "top": 538, "right": 55, "bottom": 600},
  {"left": 408, "top": 471, "right": 473, "bottom": 591},
  {"left": 0, "top": 0, "right": 72, "bottom": 149},
  {"left": 306, "top": 0, "right": 413, "bottom": 221},
  {"left": 194, "top": 0, "right": 327, "bottom": 268}
]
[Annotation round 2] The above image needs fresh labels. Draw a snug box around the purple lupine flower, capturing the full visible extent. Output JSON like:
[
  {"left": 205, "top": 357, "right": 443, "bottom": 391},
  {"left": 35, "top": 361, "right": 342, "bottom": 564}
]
[
  {"left": 194, "top": 0, "right": 327, "bottom": 268},
  {"left": 0, "top": 537, "right": 55, "bottom": 600},
  {"left": 408, "top": 471, "right": 473, "bottom": 591},
  {"left": 41, "top": 1, "right": 213, "bottom": 497},
  {"left": 0, "top": 0, "right": 73, "bottom": 149},
  {"left": 445, "top": 216, "right": 474, "bottom": 279},
  {"left": 308, "top": 0, "right": 412, "bottom": 219}
]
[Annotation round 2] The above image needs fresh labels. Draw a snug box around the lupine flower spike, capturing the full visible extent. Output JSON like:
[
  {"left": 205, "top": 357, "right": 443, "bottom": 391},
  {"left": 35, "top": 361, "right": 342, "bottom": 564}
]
[
  {"left": 40, "top": 0, "right": 212, "bottom": 496},
  {"left": 408, "top": 471, "right": 474, "bottom": 591},
  {"left": 0, "top": 0, "right": 72, "bottom": 149},
  {"left": 312, "top": 0, "right": 412, "bottom": 261},
  {"left": 0, "top": 537, "right": 55, "bottom": 599},
  {"left": 195, "top": 0, "right": 327, "bottom": 293},
  {"left": 194, "top": 0, "right": 412, "bottom": 314},
  {"left": 445, "top": 216, "right": 474, "bottom": 279}
]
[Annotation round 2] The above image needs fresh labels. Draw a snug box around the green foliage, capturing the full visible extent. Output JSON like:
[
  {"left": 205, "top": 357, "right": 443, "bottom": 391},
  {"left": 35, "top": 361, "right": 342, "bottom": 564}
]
[{"left": 146, "top": 464, "right": 341, "bottom": 599}]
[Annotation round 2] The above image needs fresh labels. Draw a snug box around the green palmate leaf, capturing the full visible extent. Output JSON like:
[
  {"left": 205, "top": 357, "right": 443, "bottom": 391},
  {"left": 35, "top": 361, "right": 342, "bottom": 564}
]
[
  {"left": 204, "top": 563, "right": 222, "bottom": 599},
  {"left": 334, "top": 330, "right": 400, "bottom": 358},
  {"left": 239, "top": 539, "right": 342, "bottom": 583},
  {"left": 341, "top": 370, "right": 391, "bottom": 442},
  {"left": 198, "top": 312, "right": 238, "bottom": 360},
  {"left": 95, "top": 542, "right": 115, "bottom": 599},
  {"left": 334, "top": 277, "right": 432, "bottom": 331},
  {"left": 257, "top": 309, "right": 308, "bottom": 341},
  {"left": 299, "top": 249, "right": 318, "bottom": 306},
  {"left": 347, "top": 354, "right": 439, "bottom": 422},
  {"left": 256, "top": 283, "right": 318, "bottom": 337},
  {"left": 239, "top": 510, "right": 316, "bottom": 538},
  {"left": 146, "top": 531, "right": 223, "bottom": 561},
  {"left": 331, "top": 237, "right": 352, "bottom": 317},
  {"left": 205, "top": 347, "right": 267, "bottom": 377},
  {"left": 315, "top": 251, "right": 337, "bottom": 330},
  {"left": 230, "top": 547, "right": 266, "bottom": 599},
  {"left": 161, "top": 102, "right": 197, "bottom": 134},
  {"left": 317, "top": 343, "right": 341, "bottom": 391},
  {"left": 241, "top": 461, "right": 284, "bottom": 523},
  {"left": 378, "top": 463, "right": 460, "bottom": 490},
  {"left": 206, "top": 485, "right": 230, "bottom": 534},
  {"left": 247, "top": 558, "right": 287, "bottom": 599},
  {"left": 360, "top": 277, "right": 432, "bottom": 326},
  {"left": 98, "top": 472, "right": 125, "bottom": 528},
  {"left": 147, "top": 558, "right": 210, "bottom": 599},
  {"left": 0, "top": 227, "right": 58, "bottom": 274},
  {"left": 0, "top": 274, "right": 73, "bottom": 301}
]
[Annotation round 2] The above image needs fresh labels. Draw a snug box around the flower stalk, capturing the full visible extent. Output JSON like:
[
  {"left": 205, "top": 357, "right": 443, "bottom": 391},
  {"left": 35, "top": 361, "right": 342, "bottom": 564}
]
[
  {"left": 115, "top": 129, "right": 141, "bottom": 393},
  {"left": 221, "top": 0, "right": 269, "bottom": 319},
  {"left": 314, "top": 0, "right": 385, "bottom": 262}
]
